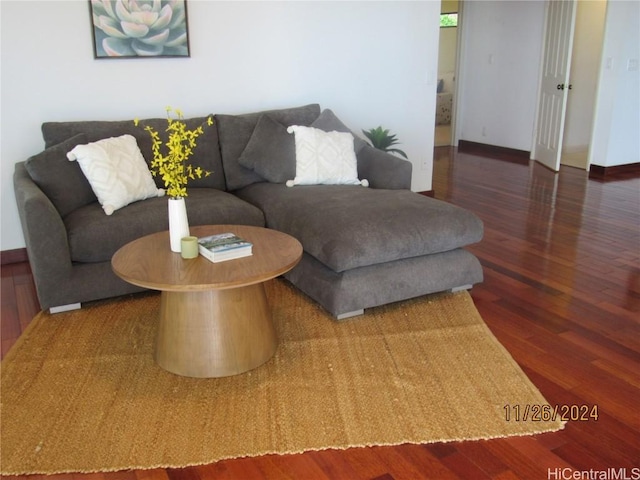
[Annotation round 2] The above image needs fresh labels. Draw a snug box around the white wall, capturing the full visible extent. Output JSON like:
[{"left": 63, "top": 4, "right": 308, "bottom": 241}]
[
  {"left": 590, "top": 0, "right": 640, "bottom": 168},
  {"left": 1, "top": 0, "right": 440, "bottom": 251},
  {"left": 562, "top": 0, "right": 606, "bottom": 151},
  {"left": 438, "top": 27, "right": 458, "bottom": 77},
  {"left": 456, "top": 1, "right": 545, "bottom": 152}
]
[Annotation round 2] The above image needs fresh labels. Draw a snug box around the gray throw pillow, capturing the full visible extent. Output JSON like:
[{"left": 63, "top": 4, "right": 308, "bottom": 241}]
[
  {"left": 24, "top": 133, "right": 98, "bottom": 217},
  {"left": 311, "top": 109, "right": 368, "bottom": 153},
  {"left": 215, "top": 104, "right": 321, "bottom": 190},
  {"left": 237, "top": 115, "right": 296, "bottom": 183}
]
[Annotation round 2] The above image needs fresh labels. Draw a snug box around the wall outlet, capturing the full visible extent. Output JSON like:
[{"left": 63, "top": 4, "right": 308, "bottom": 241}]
[{"left": 482, "top": 126, "right": 487, "bottom": 137}]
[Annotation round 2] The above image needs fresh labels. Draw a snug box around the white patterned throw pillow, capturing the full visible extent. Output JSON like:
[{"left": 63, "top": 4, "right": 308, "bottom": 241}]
[
  {"left": 286, "top": 126, "right": 368, "bottom": 187},
  {"left": 67, "top": 134, "right": 164, "bottom": 215}
]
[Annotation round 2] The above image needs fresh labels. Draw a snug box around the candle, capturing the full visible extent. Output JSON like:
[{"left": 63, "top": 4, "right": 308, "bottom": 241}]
[{"left": 180, "top": 236, "right": 199, "bottom": 259}]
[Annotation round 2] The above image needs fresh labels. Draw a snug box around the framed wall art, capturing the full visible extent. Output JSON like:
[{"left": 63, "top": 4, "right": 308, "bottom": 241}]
[{"left": 89, "top": 0, "right": 190, "bottom": 59}]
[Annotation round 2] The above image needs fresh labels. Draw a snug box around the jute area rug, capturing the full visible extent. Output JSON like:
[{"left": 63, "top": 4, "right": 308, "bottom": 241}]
[{"left": 0, "top": 279, "right": 563, "bottom": 475}]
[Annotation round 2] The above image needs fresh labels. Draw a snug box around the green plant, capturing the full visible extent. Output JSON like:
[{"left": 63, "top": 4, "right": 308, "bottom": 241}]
[
  {"left": 362, "top": 126, "right": 408, "bottom": 159},
  {"left": 135, "top": 107, "right": 212, "bottom": 198}
]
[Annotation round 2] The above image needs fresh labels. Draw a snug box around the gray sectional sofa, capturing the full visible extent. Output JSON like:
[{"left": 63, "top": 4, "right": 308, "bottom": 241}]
[{"left": 14, "top": 104, "right": 484, "bottom": 318}]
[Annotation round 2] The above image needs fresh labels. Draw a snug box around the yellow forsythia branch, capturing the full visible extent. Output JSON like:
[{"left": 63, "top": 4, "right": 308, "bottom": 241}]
[{"left": 136, "top": 108, "right": 214, "bottom": 198}]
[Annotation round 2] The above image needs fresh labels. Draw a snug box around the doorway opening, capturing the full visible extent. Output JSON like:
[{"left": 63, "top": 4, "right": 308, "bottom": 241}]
[
  {"left": 533, "top": 0, "right": 607, "bottom": 172},
  {"left": 434, "top": 1, "right": 459, "bottom": 147},
  {"left": 560, "top": 0, "right": 606, "bottom": 170}
]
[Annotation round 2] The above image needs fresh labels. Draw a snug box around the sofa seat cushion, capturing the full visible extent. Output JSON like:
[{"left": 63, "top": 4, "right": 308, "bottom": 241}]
[
  {"left": 65, "top": 188, "right": 265, "bottom": 263},
  {"left": 235, "top": 183, "right": 484, "bottom": 273}
]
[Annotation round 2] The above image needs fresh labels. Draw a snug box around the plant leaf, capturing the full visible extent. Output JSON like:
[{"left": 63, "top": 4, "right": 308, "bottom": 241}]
[
  {"left": 387, "top": 148, "right": 409, "bottom": 159},
  {"left": 362, "top": 126, "right": 407, "bottom": 158}
]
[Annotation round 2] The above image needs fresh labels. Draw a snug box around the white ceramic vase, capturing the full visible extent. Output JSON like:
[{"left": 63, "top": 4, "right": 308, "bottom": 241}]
[{"left": 168, "top": 197, "right": 190, "bottom": 252}]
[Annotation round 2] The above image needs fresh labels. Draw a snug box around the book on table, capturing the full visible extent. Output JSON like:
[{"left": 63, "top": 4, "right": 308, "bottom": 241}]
[{"left": 198, "top": 232, "right": 253, "bottom": 263}]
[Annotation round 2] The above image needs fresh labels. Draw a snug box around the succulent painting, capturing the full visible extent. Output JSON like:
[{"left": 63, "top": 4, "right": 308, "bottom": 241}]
[{"left": 91, "top": 0, "right": 189, "bottom": 57}]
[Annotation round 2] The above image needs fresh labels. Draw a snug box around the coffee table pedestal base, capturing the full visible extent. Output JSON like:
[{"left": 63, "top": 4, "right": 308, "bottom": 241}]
[{"left": 155, "top": 284, "right": 277, "bottom": 378}]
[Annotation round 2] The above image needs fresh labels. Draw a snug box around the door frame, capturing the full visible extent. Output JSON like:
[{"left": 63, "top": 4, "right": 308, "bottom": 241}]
[
  {"left": 451, "top": 0, "right": 466, "bottom": 147},
  {"left": 531, "top": 0, "right": 578, "bottom": 172}
]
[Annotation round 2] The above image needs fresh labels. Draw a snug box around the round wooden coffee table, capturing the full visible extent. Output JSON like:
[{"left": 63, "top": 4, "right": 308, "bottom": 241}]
[{"left": 112, "top": 225, "right": 302, "bottom": 378}]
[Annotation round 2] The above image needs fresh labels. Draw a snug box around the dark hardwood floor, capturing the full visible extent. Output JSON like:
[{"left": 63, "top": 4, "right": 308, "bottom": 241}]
[{"left": 2, "top": 147, "right": 639, "bottom": 479}]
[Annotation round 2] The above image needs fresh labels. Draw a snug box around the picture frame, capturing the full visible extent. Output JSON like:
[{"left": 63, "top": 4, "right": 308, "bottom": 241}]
[{"left": 89, "top": 0, "right": 190, "bottom": 59}]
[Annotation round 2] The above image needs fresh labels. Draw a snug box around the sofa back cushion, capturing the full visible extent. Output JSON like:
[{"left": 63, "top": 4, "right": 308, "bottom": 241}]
[
  {"left": 42, "top": 115, "right": 226, "bottom": 191},
  {"left": 310, "top": 109, "right": 368, "bottom": 153},
  {"left": 215, "top": 104, "right": 320, "bottom": 191},
  {"left": 25, "top": 133, "right": 98, "bottom": 217}
]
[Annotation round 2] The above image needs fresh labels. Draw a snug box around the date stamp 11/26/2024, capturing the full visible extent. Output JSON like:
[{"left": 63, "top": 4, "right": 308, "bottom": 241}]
[{"left": 504, "top": 404, "right": 599, "bottom": 422}]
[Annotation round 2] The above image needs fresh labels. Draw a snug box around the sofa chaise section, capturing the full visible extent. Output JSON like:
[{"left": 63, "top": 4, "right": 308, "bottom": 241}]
[
  {"left": 215, "top": 105, "right": 484, "bottom": 319},
  {"left": 235, "top": 183, "right": 484, "bottom": 318}
]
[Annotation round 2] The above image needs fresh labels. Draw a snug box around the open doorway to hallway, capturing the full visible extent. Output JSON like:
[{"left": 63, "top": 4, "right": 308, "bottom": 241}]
[
  {"left": 434, "top": 1, "right": 458, "bottom": 147},
  {"left": 532, "top": 0, "right": 607, "bottom": 172},
  {"left": 560, "top": 0, "right": 606, "bottom": 170}
]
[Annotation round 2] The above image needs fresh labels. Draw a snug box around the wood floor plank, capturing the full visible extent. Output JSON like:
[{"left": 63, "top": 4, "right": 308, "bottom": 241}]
[
  {"left": 306, "top": 449, "right": 373, "bottom": 480},
  {"left": 253, "top": 452, "right": 331, "bottom": 480},
  {"left": 135, "top": 469, "right": 171, "bottom": 480},
  {"left": 453, "top": 442, "right": 511, "bottom": 478},
  {"left": 497, "top": 436, "right": 573, "bottom": 472},
  {"left": 193, "top": 457, "right": 270, "bottom": 480},
  {"left": 2, "top": 147, "right": 639, "bottom": 479},
  {"left": 438, "top": 450, "right": 493, "bottom": 480},
  {"left": 334, "top": 447, "right": 395, "bottom": 480},
  {"left": 371, "top": 444, "right": 458, "bottom": 480},
  {"left": 482, "top": 438, "right": 551, "bottom": 479}
]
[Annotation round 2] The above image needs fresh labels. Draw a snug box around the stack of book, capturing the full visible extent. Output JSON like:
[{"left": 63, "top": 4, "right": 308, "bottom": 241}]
[{"left": 198, "top": 232, "right": 253, "bottom": 263}]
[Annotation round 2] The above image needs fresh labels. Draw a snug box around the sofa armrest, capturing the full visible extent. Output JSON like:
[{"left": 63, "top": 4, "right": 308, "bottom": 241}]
[
  {"left": 14, "top": 162, "right": 73, "bottom": 307},
  {"left": 356, "top": 145, "right": 412, "bottom": 190}
]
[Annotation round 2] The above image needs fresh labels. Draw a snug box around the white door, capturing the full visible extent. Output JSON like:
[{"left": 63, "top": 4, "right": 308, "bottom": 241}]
[{"left": 532, "top": 0, "right": 577, "bottom": 171}]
